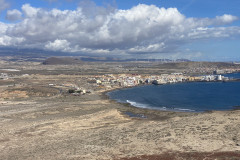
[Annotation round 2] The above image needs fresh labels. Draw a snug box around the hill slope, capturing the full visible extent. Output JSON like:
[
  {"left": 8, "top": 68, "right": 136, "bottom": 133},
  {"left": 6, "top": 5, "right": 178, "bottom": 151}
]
[{"left": 42, "top": 57, "right": 83, "bottom": 65}]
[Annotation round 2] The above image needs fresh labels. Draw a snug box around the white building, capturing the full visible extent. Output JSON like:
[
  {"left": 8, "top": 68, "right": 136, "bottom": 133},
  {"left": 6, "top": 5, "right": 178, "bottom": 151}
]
[{"left": 217, "top": 75, "right": 222, "bottom": 81}]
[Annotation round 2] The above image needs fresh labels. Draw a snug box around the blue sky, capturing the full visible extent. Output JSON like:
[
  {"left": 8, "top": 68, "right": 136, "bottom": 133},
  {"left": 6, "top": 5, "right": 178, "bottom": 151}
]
[
  {"left": 3, "top": 0, "right": 240, "bottom": 19},
  {"left": 0, "top": 0, "right": 239, "bottom": 61}
]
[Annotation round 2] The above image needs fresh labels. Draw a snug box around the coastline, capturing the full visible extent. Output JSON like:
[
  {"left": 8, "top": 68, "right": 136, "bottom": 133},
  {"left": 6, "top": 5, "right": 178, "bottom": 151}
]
[
  {"left": 104, "top": 79, "right": 240, "bottom": 114},
  {"left": 100, "top": 85, "right": 200, "bottom": 121},
  {"left": 1, "top": 74, "right": 240, "bottom": 159},
  {"left": 98, "top": 89, "right": 240, "bottom": 159}
]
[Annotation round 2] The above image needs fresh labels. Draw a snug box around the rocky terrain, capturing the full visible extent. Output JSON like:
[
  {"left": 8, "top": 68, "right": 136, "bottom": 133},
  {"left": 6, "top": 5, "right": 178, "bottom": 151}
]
[
  {"left": 0, "top": 57, "right": 240, "bottom": 159},
  {"left": 0, "top": 88, "right": 240, "bottom": 160}
]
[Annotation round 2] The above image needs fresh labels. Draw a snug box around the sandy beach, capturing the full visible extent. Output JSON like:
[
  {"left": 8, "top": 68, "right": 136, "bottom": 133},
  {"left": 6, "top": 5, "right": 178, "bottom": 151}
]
[{"left": 0, "top": 86, "right": 240, "bottom": 160}]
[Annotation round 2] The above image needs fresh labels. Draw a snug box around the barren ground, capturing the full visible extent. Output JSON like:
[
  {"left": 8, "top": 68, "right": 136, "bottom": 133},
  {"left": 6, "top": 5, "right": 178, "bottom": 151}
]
[
  {"left": 0, "top": 60, "right": 240, "bottom": 160},
  {"left": 1, "top": 89, "right": 240, "bottom": 159}
]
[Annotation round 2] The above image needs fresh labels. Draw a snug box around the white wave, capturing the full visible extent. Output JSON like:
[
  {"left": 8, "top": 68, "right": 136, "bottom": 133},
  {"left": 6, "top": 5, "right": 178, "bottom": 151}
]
[
  {"left": 174, "top": 108, "right": 195, "bottom": 112},
  {"left": 126, "top": 100, "right": 149, "bottom": 108},
  {"left": 126, "top": 100, "right": 195, "bottom": 112},
  {"left": 126, "top": 100, "right": 167, "bottom": 110}
]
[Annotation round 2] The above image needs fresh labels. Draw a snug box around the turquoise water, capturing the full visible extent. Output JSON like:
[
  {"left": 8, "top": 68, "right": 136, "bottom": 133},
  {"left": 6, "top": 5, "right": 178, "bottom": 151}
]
[{"left": 108, "top": 73, "right": 240, "bottom": 112}]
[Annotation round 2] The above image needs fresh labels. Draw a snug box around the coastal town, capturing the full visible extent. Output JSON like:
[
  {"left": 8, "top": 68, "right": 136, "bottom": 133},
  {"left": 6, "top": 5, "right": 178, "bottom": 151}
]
[
  {"left": 1, "top": 67, "right": 240, "bottom": 96},
  {"left": 87, "top": 71, "right": 230, "bottom": 88}
]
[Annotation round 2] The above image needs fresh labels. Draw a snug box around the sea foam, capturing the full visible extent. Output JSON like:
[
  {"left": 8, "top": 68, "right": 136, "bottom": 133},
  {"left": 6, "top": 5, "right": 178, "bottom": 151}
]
[{"left": 126, "top": 100, "right": 195, "bottom": 112}]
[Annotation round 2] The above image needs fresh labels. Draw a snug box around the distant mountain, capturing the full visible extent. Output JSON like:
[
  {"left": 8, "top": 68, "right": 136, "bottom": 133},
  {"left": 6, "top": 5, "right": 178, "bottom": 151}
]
[
  {"left": 0, "top": 48, "right": 193, "bottom": 63},
  {"left": 176, "top": 59, "right": 191, "bottom": 62},
  {"left": 80, "top": 57, "right": 189, "bottom": 62},
  {"left": 157, "top": 61, "right": 240, "bottom": 69},
  {"left": 42, "top": 57, "right": 83, "bottom": 65},
  {"left": 0, "top": 48, "right": 76, "bottom": 57}
]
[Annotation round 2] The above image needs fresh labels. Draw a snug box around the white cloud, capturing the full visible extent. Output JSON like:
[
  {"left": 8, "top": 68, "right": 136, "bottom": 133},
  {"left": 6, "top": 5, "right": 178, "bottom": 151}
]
[
  {"left": 45, "top": 39, "right": 70, "bottom": 51},
  {"left": 128, "top": 43, "right": 166, "bottom": 53},
  {"left": 0, "top": 0, "right": 9, "bottom": 12},
  {"left": 21, "top": 4, "right": 40, "bottom": 18},
  {"left": 0, "top": 35, "right": 25, "bottom": 46},
  {"left": 215, "top": 14, "right": 238, "bottom": 25},
  {"left": 6, "top": 9, "right": 22, "bottom": 21},
  {"left": 0, "top": 22, "right": 8, "bottom": 34},
  {"left": 0, "top": 3, "right": 239, "bottom": 56}
]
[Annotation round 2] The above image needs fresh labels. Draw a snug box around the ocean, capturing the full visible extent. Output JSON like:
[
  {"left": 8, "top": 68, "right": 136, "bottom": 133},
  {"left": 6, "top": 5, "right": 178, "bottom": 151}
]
[{"left": 107, "top": 73, "right": 240, "bottom": 112}]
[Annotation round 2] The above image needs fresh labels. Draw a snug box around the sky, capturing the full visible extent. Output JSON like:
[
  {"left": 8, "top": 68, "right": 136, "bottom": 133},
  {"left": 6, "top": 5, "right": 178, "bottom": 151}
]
[{"left": 0, "top": 0, "right": 240, "bottom": 61}]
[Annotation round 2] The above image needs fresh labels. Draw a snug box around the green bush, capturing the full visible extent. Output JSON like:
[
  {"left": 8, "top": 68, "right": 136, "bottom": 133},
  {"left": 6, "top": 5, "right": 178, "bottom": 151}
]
[{"left": 68, "top": 89, "right": 75, "bottom": 93}]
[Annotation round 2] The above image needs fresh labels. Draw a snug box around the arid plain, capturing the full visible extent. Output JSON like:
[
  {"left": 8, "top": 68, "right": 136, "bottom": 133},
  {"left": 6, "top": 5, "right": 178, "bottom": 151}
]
[{"left": 1, "top": 57, "right": 240, "bottom": 160}]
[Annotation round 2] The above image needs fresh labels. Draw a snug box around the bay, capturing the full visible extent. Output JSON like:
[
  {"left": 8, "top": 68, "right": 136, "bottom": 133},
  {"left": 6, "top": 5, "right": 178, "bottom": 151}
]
[{"left": 108, "top": 73, "right": 240, "bottom": 112}]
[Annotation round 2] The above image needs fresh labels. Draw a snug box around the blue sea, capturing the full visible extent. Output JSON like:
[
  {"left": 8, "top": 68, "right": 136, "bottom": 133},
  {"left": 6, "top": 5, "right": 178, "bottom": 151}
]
[{"left": 107, "top": 73, "right": 240, "bottom": 112}]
